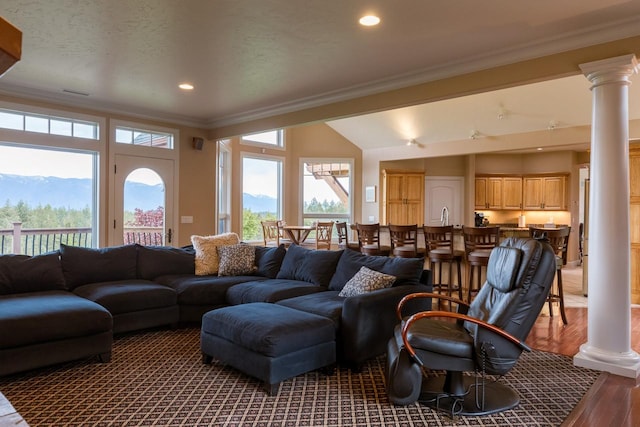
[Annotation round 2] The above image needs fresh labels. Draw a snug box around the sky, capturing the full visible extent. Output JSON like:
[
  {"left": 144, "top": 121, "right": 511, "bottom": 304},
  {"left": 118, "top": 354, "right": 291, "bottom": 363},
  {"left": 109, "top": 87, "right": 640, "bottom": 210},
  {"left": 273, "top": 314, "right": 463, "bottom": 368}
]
[
  {"left": 242, "top": 156, "right": 342, "bottom": 202},
  {"left": 0, "top": 144, "right": 342, "bottom": 199},
  {"left": 0, "top": 144, "right": 160, "bottom": 184}
]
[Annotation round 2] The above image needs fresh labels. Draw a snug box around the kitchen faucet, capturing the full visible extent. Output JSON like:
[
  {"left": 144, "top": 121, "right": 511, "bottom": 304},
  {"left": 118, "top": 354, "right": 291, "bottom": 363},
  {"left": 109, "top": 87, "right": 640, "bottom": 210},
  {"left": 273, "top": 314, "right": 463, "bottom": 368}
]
[{"left": 441, "top": 206, "right": 449, "bottom": 226}]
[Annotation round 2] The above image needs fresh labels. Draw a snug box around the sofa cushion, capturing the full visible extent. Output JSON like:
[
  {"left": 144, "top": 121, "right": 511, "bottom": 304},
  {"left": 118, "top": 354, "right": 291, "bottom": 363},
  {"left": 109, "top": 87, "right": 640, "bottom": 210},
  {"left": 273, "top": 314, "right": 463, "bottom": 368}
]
[
  {"left": 338, "top": 266, "right": 396, "bottom": 297},
  {"left": 136, "top": 245, "right": 194, "bottom": 280},
  {"left": 191, "top": 232, "right": 240, "bottom": 275},
  {"left": 0, "top": 252, "right": 66, "bottom": 295},
  {"left": 276, "top": 244, "right": 343, "bottom": 287},
  {"left": 226, "top": 278, "right": 325, "bottom": 305},
  {"left": 73, "top": 279, "right": 177, "bottom": 315},
  {"left": 329, "top": 249, "right": 424, "bottom": 291},
  {"left": 156, "top": 274, "right": 269, "bottom": 306},
  {"left": 60, "top": 244, "right": 137, "bottom": 290},
  {"left": 202, "top": 303, "right": 335, "bottom": 357},
  {"left": 217, "top": 244, "right": 257, "bottom": 276},
  {"left": 254, "top": 244, "right": 286, "bottom": 278},
  {"left": 0, "top": 290, "right": 112, "bottom": 349},
  {"left": 276, "top": 291, "right": 344, "bottom": 327}
]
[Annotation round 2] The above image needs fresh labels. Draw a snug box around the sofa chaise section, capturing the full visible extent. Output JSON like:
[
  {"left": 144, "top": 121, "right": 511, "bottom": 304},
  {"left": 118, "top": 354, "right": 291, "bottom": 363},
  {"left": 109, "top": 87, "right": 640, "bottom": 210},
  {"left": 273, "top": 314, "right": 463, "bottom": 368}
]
[
  {"left": 0, "top": 253, "right": 113, "bottom": 376},
  {"left": 276, "top": 248, "right": 433, "bottom": 368}
]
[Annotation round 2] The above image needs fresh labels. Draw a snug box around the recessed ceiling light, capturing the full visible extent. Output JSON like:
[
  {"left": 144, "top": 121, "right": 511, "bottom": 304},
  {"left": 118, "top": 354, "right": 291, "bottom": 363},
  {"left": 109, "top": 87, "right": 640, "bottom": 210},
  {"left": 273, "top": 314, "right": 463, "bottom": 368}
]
[
  {"left": 359, "top": 15, "right": 380, "bottom": 26},
  {"left": 179, "top": 83, "right": 194, "bottom": 90},
  {"left": 537, "top": 147, "right": 543, "bottom": 151}
]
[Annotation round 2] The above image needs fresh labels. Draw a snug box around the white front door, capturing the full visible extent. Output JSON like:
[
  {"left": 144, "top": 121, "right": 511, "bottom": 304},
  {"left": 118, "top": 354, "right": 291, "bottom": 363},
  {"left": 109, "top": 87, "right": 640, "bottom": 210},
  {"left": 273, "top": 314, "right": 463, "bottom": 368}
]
[
  {"left": 111, "top": 155, "right": 176, "bottom": 246},
  {"left": 424, "top": 177, "right": 464, "bottom": 227}
]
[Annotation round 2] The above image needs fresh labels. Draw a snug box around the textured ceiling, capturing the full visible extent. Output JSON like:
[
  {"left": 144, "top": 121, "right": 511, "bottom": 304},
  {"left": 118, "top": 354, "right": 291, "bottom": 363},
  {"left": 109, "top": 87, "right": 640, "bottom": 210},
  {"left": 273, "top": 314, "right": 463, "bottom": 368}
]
[{"left": 1, "top": 1, "right": 640, "bottom": 149}]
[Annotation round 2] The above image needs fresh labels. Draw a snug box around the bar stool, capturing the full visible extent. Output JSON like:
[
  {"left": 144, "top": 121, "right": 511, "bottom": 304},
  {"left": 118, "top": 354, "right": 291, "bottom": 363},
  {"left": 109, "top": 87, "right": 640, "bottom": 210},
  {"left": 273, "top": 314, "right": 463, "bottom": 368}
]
[
  {"left": 389, "top": 224, "right": 425, "bottom": 258},
  {"left": 335, "top": 221, "right": 359, "bottom": 251},
  {"left": 355, "top": 223, "right": 391, "bottom": 256},
  {"left": 529, "top": 226, "right": 570, "bottom": 325},
  {"left": 462, "top": 226, "right": 500, "bottom": 302},
  {"left": 423, "top": 225, "right": 464, "bottom": 307}
]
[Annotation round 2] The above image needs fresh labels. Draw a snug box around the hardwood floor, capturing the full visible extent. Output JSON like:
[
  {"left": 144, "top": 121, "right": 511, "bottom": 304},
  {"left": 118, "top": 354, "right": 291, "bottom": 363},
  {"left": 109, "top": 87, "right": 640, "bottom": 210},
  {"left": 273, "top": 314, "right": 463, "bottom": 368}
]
[{"left": 525, "top": 266, "right": 640, "bottom": 426}]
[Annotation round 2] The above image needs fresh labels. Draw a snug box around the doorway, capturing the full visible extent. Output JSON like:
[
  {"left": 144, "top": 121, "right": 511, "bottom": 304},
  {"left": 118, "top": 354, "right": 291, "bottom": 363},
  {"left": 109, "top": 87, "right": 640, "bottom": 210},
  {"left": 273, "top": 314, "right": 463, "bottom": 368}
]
[
  {"left": 111, "top": 155, "right": 176, "bottom": 246},
  {"left": 424, "top": 177, "right": 464, "bottom": 227}
]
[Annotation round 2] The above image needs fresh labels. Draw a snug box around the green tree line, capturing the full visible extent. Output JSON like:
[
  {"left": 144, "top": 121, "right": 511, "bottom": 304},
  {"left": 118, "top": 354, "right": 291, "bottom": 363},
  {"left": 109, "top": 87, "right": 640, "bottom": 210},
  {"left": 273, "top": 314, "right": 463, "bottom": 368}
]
[
  {"left": 0, "top": 200, "right": 92, "bottom": 230},
  {"left": 242, "top": 198, "right": 346, "bottom": 241}
]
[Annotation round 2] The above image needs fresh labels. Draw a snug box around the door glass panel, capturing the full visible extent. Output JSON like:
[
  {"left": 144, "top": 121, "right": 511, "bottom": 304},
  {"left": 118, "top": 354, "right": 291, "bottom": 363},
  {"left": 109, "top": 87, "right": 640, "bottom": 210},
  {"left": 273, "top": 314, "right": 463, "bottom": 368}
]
[{"left": 123, "top": 168, "right": 165, "bottom": 246}]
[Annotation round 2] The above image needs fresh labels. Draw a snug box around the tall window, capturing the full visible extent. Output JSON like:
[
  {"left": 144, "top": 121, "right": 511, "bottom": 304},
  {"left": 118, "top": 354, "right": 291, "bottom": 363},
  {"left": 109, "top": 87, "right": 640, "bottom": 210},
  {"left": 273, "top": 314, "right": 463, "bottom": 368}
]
[
  {"left": 0, "top": 144, "right": 97, "bottom": 254},
  {"left": 242, "top": 155, "right": 283, "bottom": 241},
  {"left": 217, "top": 140, "right": 231, "bottom": 234},
  {"left": 302, "top": 160, "right": 352, "bottom": 227}
]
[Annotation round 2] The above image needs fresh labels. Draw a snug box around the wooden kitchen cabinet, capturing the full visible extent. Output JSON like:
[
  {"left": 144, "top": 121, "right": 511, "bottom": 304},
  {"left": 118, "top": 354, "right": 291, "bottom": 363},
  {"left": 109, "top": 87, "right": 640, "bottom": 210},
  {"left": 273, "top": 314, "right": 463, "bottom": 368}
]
[
  {"left": 474, "top": 177, "right": 503, "bottom": 209},
  {"left": 502, "top": 176, "right": 523, "bottom": 210},
  {"left": 475, "top": 176, "right": 522, "bottom": 210},
  {"left": 522, "top": 175, "right": 567, "bottom": 210},
  {"left": 382, "top": 170, "right": 424, "bottom": 225}
]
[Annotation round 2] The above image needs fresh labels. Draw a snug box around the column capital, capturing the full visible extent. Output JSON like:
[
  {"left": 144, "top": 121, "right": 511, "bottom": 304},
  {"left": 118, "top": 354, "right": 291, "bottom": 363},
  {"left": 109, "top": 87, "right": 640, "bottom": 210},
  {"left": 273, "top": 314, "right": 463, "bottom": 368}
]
[{"left": 580, "top": 54, "right": 638, "bottom": 87}]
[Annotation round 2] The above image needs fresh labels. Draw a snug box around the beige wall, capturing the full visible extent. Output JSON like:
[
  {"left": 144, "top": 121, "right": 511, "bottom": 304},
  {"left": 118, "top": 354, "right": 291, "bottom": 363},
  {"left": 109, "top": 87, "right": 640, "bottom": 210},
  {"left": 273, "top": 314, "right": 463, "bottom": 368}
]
[{"left": 287, "top": 123, "right": 362, "bottom": 225}]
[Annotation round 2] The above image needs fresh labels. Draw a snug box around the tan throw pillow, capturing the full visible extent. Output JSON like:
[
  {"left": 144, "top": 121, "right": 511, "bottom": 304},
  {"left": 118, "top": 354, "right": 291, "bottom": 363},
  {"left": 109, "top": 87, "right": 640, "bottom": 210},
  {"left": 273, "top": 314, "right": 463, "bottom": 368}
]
[
  {"left": 191, "top": 232, "right": 240, "bottom": 275},
  {"left": 218, "top": 244, "right": 257, "bottom": 276},
  {"left": 338, "top": 266, "right": 396, "bottom": 297}
]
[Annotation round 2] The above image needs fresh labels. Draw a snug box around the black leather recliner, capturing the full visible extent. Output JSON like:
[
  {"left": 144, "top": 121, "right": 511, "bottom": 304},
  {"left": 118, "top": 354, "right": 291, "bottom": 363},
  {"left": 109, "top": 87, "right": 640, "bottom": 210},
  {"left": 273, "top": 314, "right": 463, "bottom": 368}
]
[{"left": 386, "top": 237, "right": 557, "bottom": 416}]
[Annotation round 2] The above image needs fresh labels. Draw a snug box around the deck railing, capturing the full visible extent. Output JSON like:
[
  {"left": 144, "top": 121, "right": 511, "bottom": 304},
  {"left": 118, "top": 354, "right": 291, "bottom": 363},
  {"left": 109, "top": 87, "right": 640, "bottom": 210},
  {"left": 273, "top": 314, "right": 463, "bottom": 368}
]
[
  {"left": 0, "top": 222, "right": 164, "bottom": 255},
  {"left": 123, "top": 227, "right": 164, "bottom": 246}
]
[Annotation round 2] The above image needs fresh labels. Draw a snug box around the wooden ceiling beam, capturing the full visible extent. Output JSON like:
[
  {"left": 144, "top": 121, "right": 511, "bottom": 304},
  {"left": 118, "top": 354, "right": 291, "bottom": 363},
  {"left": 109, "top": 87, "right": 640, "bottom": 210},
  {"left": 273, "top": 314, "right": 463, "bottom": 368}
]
[{"left": 0, "top": 16, "right": 22, "bottom": 77}]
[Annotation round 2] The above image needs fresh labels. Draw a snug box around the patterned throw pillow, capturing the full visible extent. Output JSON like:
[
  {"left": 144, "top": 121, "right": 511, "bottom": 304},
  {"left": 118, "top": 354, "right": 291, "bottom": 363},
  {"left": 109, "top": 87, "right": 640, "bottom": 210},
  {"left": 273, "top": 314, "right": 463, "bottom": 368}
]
[
  {"left": 338, "top": 266, "right": 396, "bottom": 297},
  {"left": 217, "top": 244, "right": 257, "bottom": 276},
  {"left": 191, "top": 232, "right": 240, "bottom": 275}
]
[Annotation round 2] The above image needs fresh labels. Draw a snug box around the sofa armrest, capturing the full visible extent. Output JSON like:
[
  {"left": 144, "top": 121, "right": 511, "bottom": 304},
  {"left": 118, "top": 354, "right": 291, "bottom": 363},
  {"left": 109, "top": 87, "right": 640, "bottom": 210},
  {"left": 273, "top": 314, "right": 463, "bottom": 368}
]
[{"left": 340, "top": 281, "right": 432, "bottom": 368}]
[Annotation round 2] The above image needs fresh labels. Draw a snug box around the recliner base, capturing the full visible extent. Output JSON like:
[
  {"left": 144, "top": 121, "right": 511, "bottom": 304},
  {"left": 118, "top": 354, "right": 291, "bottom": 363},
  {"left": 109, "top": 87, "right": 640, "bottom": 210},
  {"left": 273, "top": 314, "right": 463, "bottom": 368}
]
[{"left": 419, "top": 374, "right": 519, "bottom": 416}]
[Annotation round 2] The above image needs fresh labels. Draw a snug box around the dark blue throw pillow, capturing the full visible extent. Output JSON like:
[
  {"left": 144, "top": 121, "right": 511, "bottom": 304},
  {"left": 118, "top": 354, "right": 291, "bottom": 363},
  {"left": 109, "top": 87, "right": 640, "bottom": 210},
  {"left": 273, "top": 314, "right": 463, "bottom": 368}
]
[
  {"left": 0, "top": 251, "right": 66, "bottom": 295},
  {"left": 329, "top": 248, "right": 424, "bottom": 291},
  {"left": 276, "top": 244, "right": 343, "bottom": 287},
  {"left": 255, "top": 244, "right": 286, "bottom": 278},
  {"left": 60, "top": 244, "right": 137, "bottom": 289}
]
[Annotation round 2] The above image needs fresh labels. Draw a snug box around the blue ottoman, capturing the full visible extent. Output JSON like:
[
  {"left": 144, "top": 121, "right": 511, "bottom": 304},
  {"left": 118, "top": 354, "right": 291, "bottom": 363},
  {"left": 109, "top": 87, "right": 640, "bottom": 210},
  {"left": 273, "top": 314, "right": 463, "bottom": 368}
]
[{"left": 201, "top": 302, "right": 336, "bottom": 395}]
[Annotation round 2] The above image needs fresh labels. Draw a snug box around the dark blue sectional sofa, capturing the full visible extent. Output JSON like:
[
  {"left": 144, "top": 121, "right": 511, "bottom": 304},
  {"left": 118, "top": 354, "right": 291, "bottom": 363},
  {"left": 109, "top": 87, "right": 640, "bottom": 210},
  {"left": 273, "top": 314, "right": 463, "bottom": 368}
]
[{"left": 0, "top": 242, "right": 431, "bottom": 376}]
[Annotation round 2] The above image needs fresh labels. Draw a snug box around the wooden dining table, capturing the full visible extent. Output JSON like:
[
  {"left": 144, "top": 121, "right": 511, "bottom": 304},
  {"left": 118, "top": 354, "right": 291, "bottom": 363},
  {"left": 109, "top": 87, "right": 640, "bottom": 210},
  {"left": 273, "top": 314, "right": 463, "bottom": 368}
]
[{"left": 282, "top": 225, "right": 314, "bottom": 245}]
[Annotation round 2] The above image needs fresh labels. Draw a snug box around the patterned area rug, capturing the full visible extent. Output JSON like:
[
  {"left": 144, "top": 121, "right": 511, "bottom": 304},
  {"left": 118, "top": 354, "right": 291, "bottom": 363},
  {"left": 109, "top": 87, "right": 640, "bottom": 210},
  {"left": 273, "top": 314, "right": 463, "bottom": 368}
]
[{"left": 0, "top": 328, "right": 600, "bottom": 426}]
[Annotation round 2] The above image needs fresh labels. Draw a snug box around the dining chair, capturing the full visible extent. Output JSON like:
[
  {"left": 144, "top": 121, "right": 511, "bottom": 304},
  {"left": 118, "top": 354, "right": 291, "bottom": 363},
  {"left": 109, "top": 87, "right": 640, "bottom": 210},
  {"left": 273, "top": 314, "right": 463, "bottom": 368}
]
[
  {"left": 423, "top": 225, "right": 464, "bottom": 306},
  {"left": 276, "top": 220, "right": 293, "bottom": 247},
  {"left": 355, "top": 223, "right": 390, "bottom": 256},
  {"left": 529, "top": 226, "right": 571, "bottom": 325},
  {"left": 462, "top": 226, "right": 500, "bottom": 302},
  {"left": 261, "top": 220, "right": 281, "bottom": 247},
  {"left": 388, "top": 224, "right": 423, "bottom": 258},
  {"left": 314, "top": 221, "right": 334, "bottom": 250},
  {"left": 335, "top": 221, "right": 359, "bottom": 251}
]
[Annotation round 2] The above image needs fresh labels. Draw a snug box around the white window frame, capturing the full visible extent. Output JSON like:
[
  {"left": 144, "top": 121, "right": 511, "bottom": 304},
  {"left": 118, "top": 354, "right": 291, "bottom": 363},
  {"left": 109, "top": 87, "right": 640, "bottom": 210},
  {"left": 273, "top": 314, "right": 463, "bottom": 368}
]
[
  {"left": 216, "top": 139, "right": 232, "bottom": 234},
  {"left": 299, "top": 157, "right": 354, "bottom": 225},
  {"left": 240, "top": 128, "right": 285, "bottom": 150},
  {"left": 240, "top": 151, "right": 285, "bottom": 242},
  {"left": 0, "top": 106, "right": 100, "bottom": 140},
  {"left": 108, "top": 119, "right": 180, "bottom": 245},
  {"left": 0, "top": 100, "right": 106, "bottom": 247}
]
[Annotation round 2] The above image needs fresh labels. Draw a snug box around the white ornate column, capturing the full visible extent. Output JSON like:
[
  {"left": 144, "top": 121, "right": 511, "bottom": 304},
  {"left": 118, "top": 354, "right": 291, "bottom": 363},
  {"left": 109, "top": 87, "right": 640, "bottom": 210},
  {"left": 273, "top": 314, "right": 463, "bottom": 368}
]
[{"left": 574, "top": 54, "right": 640, "bottom": 378}]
